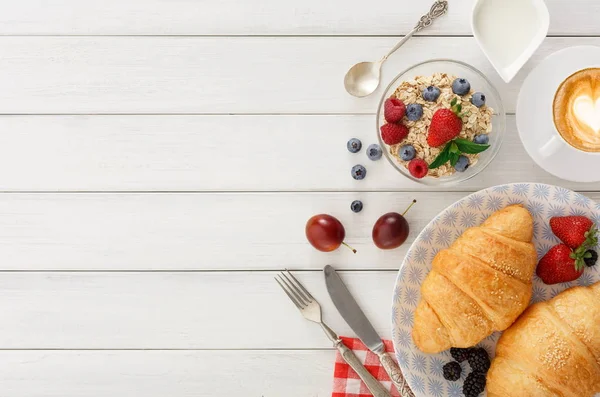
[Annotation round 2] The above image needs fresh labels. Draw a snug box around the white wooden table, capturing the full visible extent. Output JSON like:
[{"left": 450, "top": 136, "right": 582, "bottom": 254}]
[{"left": 0, "top": 1, "right": 598, "bottom": 395}]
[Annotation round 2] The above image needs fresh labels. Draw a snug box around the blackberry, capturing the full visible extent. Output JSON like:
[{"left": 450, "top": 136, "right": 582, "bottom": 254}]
[
  {"left": 468, "top": 347, "right": 491, "bottom": 373},
  {"left": 450, "top": 347, "right": 473, "bottom": 363},
  {"left": 584, "top": 249, "right": 598, "bottom": 267},
  {"left": 463, "top": 372, "right": 486, "bottom": 397},
  {"left": 442, "top": 361, "right": 461, "bottom": 381}
]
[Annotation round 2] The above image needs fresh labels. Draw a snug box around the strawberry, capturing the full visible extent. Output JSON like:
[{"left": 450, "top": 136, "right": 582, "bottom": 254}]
[
  {"left": 384, "top": 98, "right": 406, "bottom": 123},
  {"left": 550, "top": 216, "right": 595, "bottom": 249},
  {"left": 427, "top": 98, "right": 463, "bottom": 147},
  {"left": 380, "top": 123, "right": 408, "bottom": 145},
  {"left": 536, "top": 244, "right": 584, "bottom": 285}
]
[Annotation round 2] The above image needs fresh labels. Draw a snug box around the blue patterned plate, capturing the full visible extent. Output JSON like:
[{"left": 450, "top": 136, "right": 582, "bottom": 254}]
[{"left": 392, "top": 183, "right": 600, "bottom": 397}]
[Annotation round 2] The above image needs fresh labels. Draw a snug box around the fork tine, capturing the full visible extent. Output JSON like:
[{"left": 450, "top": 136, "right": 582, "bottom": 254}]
[
  {"left": 275, "top": 276, "right": 302, "bottom": 310},
  {"left": 281, "top": 271, "right": 311, "bottom": 304},
  {"left": 278, "top": 272, "right": 308, "bottom": 306},
  {"left": 285, "top": 269, "right": 314, "bottom": 301}
]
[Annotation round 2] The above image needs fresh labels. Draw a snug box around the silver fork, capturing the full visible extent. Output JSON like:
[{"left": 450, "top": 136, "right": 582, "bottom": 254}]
[{"left": 275, "top": 270, "right": 391, "bottom": 397}]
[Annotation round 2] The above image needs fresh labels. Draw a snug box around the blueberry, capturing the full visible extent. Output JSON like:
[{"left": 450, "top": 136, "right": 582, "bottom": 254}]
[
  {"left": 471, "top": 92, "right": 486, "bottom": 107},
  {"left": 350, "top": 200, "right": 363, "bottom": 213},
  {"left": 422, "top": 86, "right": 441, "bottom": 102},
  {"left": 351, "top": 164, "right": 367, "bottom": 180},
  {"left": 452, "top": 78, "right": 471, "bottom": 95},
  {"left": 399, "top": 144, "right": 416, "bottom": 161},
  {"left": 406, "top": 103, "right": 423, "bottom": 121},
  {"left": 347, "top": 138, "right": 362, "bottom": 153},
  {"left": 454, "top": 155, "right": 470, "bottom": 172},
  {"left": 473, "top": 134, "right": 489, "bottom": 145},
  {"left": 366, "top": 144, "right": 382, "bottom": 161}
]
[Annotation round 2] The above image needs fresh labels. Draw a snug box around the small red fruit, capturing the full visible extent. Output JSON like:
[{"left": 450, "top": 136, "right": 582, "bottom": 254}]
[
  {"left": 380, "top": 123, "right": 409, "bottom": 145},
  {"left": 384, "top": 98, "right": 406, "bottom": 123},
  {"left": 536, "top": 244, "right": 584, "bottom": 285},
  {"left": 427, "top": 108, "right": 463, "bottom": 147},
  {"left": 305, "top": 214, "right": 356, "bottom": 253},
  {"left": 408, "top": 158, "right": 429, "bottom": 179},
  {"left": 427, "top": 98, "right": 463, "bottom": 147},
  {"left": 372, "top": 200, "right": 417, "bottom": 250},
  {"left": 550, "top": 216, "right": 595, "bottom": 249}
]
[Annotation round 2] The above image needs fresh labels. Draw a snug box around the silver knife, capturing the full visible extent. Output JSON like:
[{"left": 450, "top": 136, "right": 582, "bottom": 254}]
[{"left": 324, "top": 265, "right": 414, "bottom": 397}]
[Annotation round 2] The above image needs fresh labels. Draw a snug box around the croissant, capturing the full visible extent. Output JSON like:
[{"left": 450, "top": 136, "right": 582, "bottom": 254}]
[
  {"left": 487, "top": 282, "right": 600, "bottom": 397},
  {"left": 412, "top": 205, "right": 537, "bottom": 353}
]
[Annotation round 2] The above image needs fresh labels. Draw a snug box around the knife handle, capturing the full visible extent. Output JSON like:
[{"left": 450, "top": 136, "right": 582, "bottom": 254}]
[
  {"left": 378, "top": 352, "right": 414, "bottom": 397},
  {"left": 335, "top": 339, "right": 392, "bottom": 397}
]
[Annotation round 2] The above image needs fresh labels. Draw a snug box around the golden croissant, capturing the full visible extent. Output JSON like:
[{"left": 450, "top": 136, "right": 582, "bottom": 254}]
[
  {"left": 487, "top": 282, "right": 600, "bottom": 397},
  {"left": 412, "top": 205, "right": 537, "bottom": 353}
]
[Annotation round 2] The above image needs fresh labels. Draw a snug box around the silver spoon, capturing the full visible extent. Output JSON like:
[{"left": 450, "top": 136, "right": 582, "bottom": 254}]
[{"left": 344, "top": 0, "right": 449, "bottom": 97}]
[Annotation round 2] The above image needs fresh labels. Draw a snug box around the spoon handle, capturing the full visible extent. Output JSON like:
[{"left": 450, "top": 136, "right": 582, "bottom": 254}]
[
  {"left": 381, "top": 0, "right": 449, "bottom": 62},
  {"left": 414, "top": 0, "right": 449, "bottom": 32}
]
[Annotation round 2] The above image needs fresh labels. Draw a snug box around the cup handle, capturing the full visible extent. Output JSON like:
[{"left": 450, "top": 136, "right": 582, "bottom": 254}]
[{"left": 539, "top": 135, "right": 563, "bottom": 158}]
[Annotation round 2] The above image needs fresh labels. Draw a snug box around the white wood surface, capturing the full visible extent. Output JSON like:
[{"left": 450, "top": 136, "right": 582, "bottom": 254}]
[
  {"left": 0, "top": 37, "right": 597, "bottom": 114},
  {"left": 0, "top": 350, "right": 335, "bottom": 397},
  {"left": 0, "top": 191, "right": 598, "bottom": 271},
  {"left": 0, "top": 115, "right": 597, "bottom": 192},
  {"left": 0, "top": 0, "right": 597, "bottom": 36},
  {"left": 0, "top": 271, "right": 397, "bottom": 348},
  {"left": 1, "top": 1, "right": 599, "bottom": 395}
]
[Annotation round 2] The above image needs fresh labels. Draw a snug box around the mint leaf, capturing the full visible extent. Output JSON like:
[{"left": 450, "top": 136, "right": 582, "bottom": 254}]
[
  {"left": 428, "top": 142, "right": 452, "bottom": 169},
  {"left": 449, "top": 152, "right": 460, "bottom": 167},
  {"left": 449, "top": 142, "right": 460, "bottom": 155},
  {"left": 429, "top": 151, "right": 450, "bottom": 169},
  {"left": 454, "top": 138, "right": 490, "bottom": 154},
  {"left": 450, "top": 97, "right": 457, "bottom": 107}
]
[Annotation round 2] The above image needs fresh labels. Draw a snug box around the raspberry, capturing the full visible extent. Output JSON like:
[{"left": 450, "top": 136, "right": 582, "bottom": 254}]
[
  {"left": 380, "top": 123, "right": 408, "bottom": 145},
  {"left": 463, "top": 372, "right": 486, "bottom": 397},
  {"left": 450, "top": 347, "right": 473, "bottom": 363},
  {"left": 467, "top": 347, "right": 491, "bottom": 374},
  {"left": 384, "top": 98, "right": 406, "bottom": 123},
  {"left": 442, "top": 361, "right": 461, "bottom": 381},
  {"left": 408, "top": 158, "right": 428, "bottom": 179}
]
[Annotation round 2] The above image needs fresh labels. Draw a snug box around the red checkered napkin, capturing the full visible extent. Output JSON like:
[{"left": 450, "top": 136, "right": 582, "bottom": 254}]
[{"left": 332, "top": 336, "right": 401, "bottom": 397}]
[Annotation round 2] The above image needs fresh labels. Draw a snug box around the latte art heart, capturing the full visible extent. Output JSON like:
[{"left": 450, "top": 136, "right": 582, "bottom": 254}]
[
  {"left": 572, "top": 95, "right": 600, "bottom": 133},
  {"left": 553, "top": 68, "right": 600, "bottom": 152}
]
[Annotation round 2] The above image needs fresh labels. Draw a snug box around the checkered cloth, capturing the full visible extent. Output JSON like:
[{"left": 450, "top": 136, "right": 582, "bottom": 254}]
[{"left": 332, "top": 336, "right": 401, "bottom": 397}]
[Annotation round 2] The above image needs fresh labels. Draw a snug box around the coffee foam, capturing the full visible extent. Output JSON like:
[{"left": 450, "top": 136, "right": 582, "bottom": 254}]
[{"left": 553, "top": 68, "right": 600, "bottom": 152}]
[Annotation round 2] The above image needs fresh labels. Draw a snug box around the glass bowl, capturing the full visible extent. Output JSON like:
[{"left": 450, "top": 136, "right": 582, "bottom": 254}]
[{"left": 376, "top": 59, "right": 506, "bottom": 186}]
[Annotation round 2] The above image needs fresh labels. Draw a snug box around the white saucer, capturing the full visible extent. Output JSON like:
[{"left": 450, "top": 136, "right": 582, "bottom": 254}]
[{"left": 516, "top": 46, "right": 600, "bottom": 182}]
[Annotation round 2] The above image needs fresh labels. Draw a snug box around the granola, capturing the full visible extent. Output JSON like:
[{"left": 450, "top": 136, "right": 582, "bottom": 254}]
[{"left": 385, "top": 73, "right": 494, "bottom": 178}]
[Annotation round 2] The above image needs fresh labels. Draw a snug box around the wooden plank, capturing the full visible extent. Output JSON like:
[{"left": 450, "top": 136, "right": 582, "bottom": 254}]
[
  {"left": 0, "top": 0, "right": 596, "bottom": 36},
  {"left": 1, "top": 191, "right": 599, "bottom": 271},
  {"left": 0, "top": 271, "right": 397, "bottom": 349},
  {"left": 0, "top": 37, "right": 596, "bottom": 114},
  {"left": 0, "top": 115, "right": 597, "bottom": 192},
  {"left": 0, "top": 350, "right": 335, "bottom": 397}
]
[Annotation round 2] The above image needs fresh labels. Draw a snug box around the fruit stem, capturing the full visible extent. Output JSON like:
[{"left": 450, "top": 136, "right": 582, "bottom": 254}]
[
  {"left": 342, "top": 242, "right": 357, "bottom": 254},
  {"left": 402, "top": 199, "right": 417, "bottom": 216}
]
